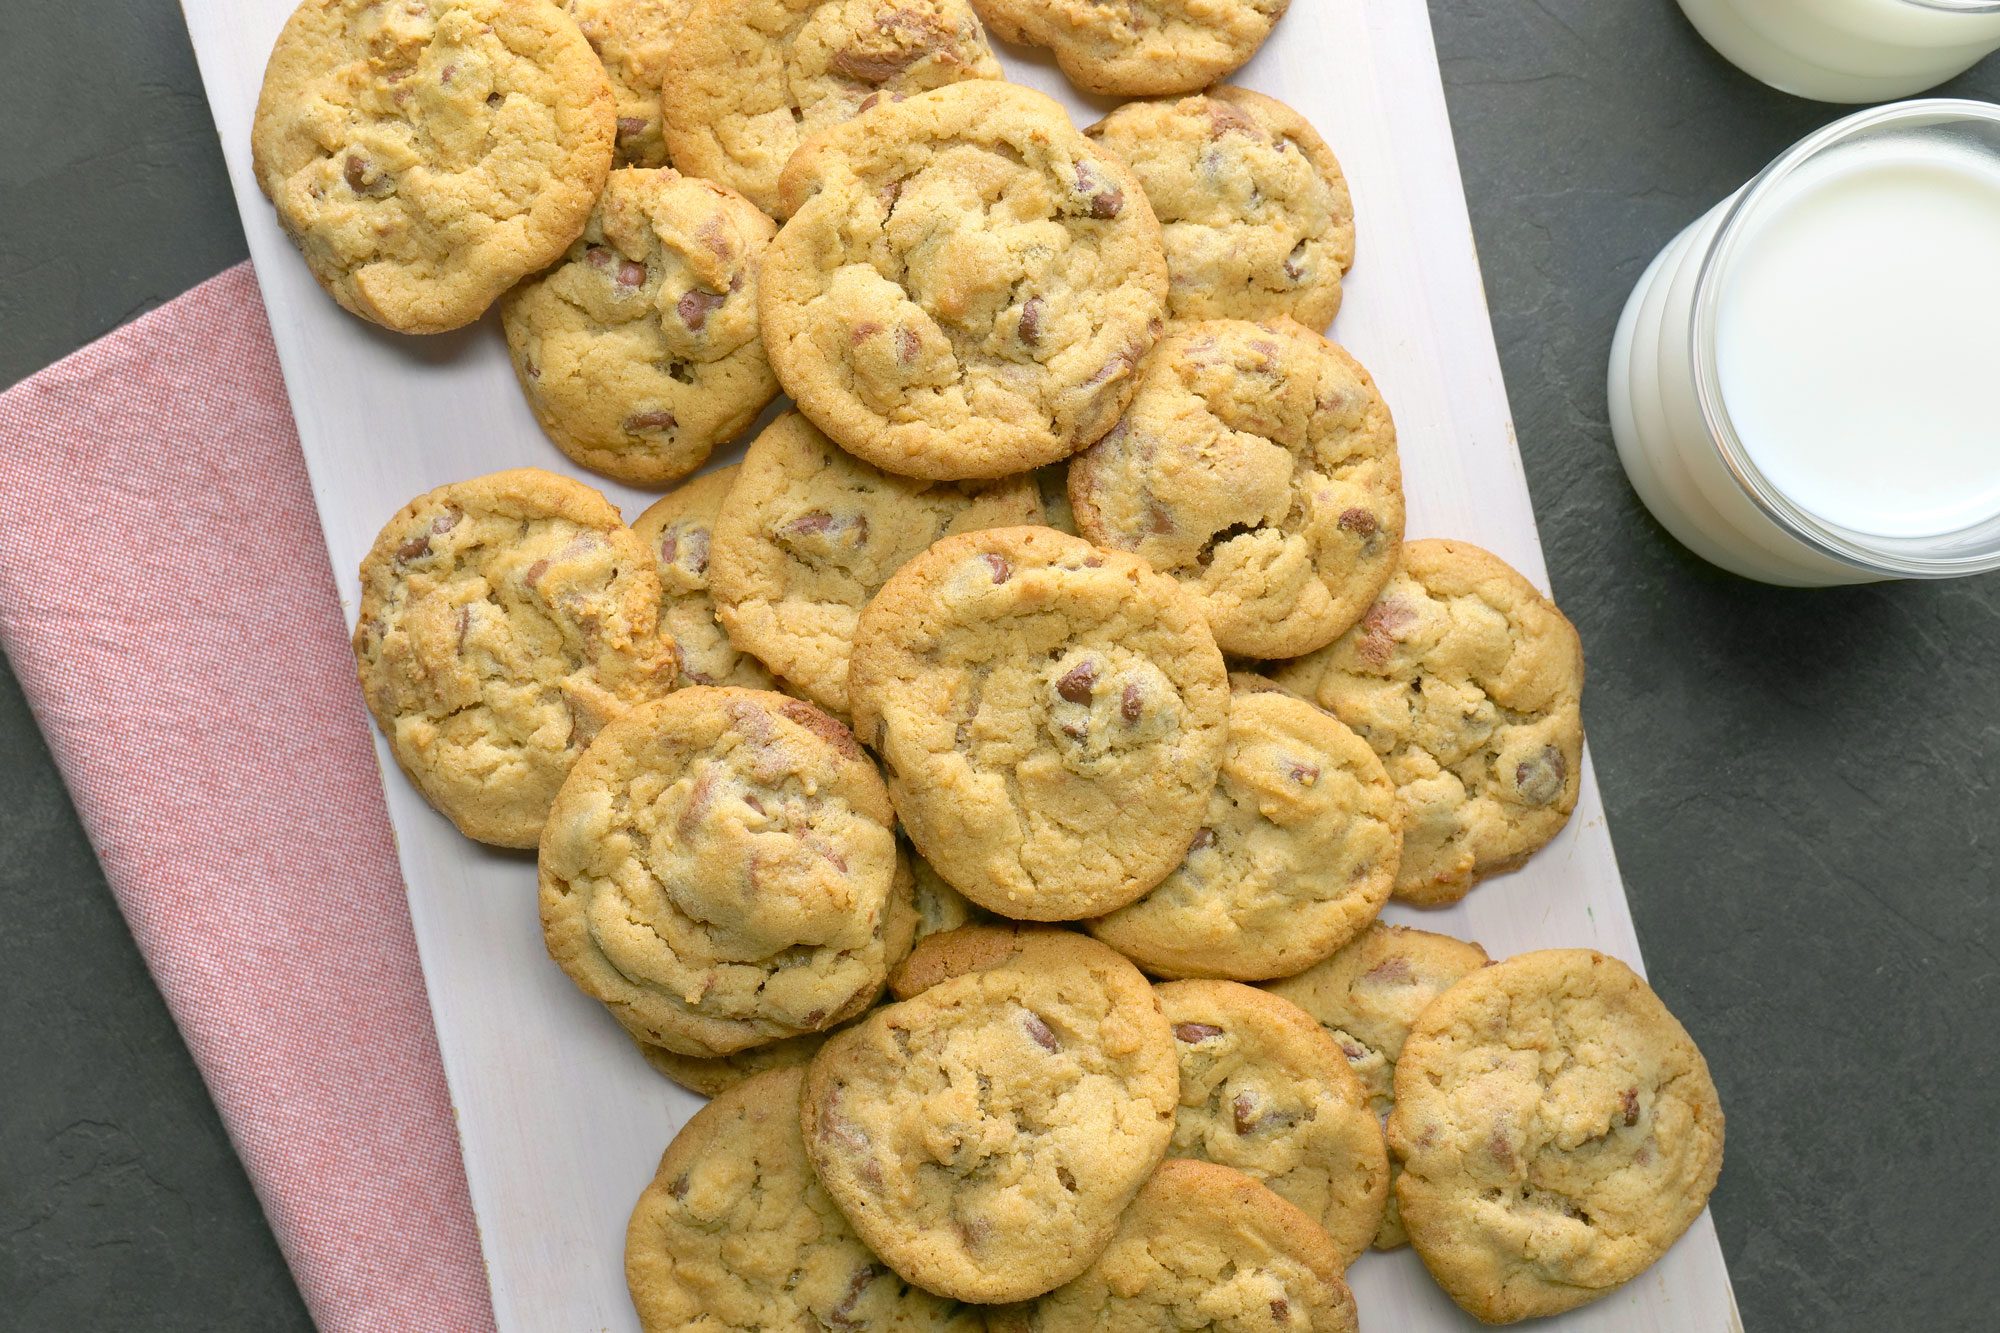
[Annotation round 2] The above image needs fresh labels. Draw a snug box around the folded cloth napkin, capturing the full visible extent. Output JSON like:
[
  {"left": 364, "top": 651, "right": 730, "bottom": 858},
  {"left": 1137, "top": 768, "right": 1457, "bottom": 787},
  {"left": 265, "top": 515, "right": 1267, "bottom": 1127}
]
[{"left": 0, "top": 263, "right": 496, "bottom": 1333}]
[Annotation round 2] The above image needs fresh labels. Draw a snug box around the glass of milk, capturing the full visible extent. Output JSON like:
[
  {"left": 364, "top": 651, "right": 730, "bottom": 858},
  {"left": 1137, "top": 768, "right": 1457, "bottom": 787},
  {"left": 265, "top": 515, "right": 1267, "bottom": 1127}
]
[
  {"left": 1677, "top": 0, "right": 2000, "bottom": 103},
  {"left": 1608, "top": 99, "right": 2000, "bottom": 585}
]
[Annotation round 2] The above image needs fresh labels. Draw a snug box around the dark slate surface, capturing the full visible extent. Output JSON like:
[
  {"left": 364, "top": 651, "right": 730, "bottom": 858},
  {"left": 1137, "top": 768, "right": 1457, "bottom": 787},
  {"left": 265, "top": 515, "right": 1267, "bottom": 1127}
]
[{"left": 1, "top": 1, "right": 1994, "bottom": 1328}]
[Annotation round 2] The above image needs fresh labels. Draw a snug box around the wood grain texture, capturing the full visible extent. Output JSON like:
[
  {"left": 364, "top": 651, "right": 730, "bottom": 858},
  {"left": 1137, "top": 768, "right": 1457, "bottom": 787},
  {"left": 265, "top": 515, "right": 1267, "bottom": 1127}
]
[{"left": 177, "top": 1, "right": 1739, "bottom": 1327}]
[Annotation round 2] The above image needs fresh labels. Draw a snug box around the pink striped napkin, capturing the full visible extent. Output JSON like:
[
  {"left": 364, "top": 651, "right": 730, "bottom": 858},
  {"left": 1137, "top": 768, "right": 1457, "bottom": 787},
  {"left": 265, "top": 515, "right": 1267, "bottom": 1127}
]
[{"left": 0, "top": 263, "right": 496, "bottom": 1333}]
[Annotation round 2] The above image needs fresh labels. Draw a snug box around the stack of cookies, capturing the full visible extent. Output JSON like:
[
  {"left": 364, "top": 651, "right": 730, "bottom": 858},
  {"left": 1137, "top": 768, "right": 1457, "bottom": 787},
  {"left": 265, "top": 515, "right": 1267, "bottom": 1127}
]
[{"left": 264, "top": 0, "right": 1723, "bottom": 1325}]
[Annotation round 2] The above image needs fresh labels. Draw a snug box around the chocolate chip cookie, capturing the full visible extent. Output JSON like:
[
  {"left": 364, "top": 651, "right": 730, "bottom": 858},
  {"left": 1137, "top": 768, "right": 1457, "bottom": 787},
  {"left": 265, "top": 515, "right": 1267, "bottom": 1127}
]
[
  {"left": 1265, "top": 922, "right": 1491, "bottom": 1249},
  {"left": 501, "top": 167, "right": 778, "bottom": 488},
  {"left": 1069, "top": 318, "right": 1403, "bottom": 659},
  {"left": 801, "top": 927, "right": 1178, "bottom": 1302},
  {"left": 631, "top": 467, "right": 780, "bottom": 691},
  {"left": 709, "top": 411, "right": 1043, "bottom": 713},
  {"left": 352, "top": 468, "right": 677, "bottom": 847},
  {"left": 253, "top": 0, "right": 615, "bottom": 332},
  {"left": 1156, "top": 980, "right": 1387, "bottom": 1268},
  {"left": 1388, "top": 949, "right": 1724, "bottom": 1323},
  {"left": 1087, "top": 679, "right": 1399, "bottom": 981},
  {"left": 1089, "top": 86, "right": 1354, "bottom": 330},
  {"left": 884, "top": 920, "right": 1071, "bottom": 1002},
  {"left": 567, "top": 0, "right": 688, "bottom": 167},
  {"left": 1272, "top": 539, "right": 1585, "bottom": 906},
  {"left": 627, "top": 1066, "right": 985, "bottom": 1330},
  {"left": 849, "top": 526, "right": 1229, "bottom": 921},
  {"left": 661, "top": 0, "right": 1002, "bottom": 215},
  {"left": 637, "top": 843, "right": 976, "bottom": 1094},
  {"left": 987, "top": 1158, "right": 1359, "bottom": 1332},
  {"left": 762, "top": 81, "right": 1169, "bottom": 480},
  {"left": 972, "top": 0, "right": 1290, "bottom": 96},
  {"left": 540, "top": 687, "right": 899, "bottom": 1057}
]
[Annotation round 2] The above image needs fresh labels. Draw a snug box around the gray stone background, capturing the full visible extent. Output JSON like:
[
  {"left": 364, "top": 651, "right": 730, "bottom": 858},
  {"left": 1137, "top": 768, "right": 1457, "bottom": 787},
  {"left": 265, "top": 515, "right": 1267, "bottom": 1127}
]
[{"left": 2, "top": 1, "right": 1995, "bottom": 1328}]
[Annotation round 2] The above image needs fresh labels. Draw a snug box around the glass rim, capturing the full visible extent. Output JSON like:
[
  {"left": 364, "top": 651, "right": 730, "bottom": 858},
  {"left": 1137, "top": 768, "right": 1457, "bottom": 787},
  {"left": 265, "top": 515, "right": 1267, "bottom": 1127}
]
[
  {"left": 1687, "top": 98, "right": 2000, "bottom": 579},
  {"left": 1901, "top": 0, "right": 2000, "bottom": 14}
]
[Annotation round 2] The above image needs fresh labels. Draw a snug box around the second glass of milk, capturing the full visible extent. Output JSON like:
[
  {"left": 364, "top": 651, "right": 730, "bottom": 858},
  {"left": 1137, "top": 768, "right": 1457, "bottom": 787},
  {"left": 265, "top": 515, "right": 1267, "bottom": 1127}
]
[
  {"left": 1677, "top": 0, "right": 2000, "bottom": 103},
  {"left": 1608, "top": 99, "right": 2000, "bottom": 585}
]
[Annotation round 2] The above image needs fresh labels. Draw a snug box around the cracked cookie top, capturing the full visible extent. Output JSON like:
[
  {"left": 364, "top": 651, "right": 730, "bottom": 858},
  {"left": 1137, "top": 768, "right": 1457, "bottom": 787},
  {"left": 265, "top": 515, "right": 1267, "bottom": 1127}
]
[
  {"left": 709, "top": 411, "right": 1044, "bottom": 714},
  {"left": 1089, "top": 86, "right": 1354, "bottom": 330},
  {"left": 539, "top": 686, "right": 899, "bottom": 1057},
  {"left": 972, "top": 0, "right": 1290, "bottom": 96},
  {"left": 849, "top": 526, "right": 1228, "bottom": 921},
  {"left": 501, "top": 167, "right": 778, "bottom": 488},
  {"left": 1087, "top": 680, "right": 1400, "bottom": 981},
  {"left": 631, "top": 466, "right": 780, "bottom": 691},
  {"left": 988, "top": 1158, "right": 1358, "bottom": 1332},
  {"left": 626, "top": 1066, "right": 986, "bottom": 1330},
  {"left": 1070, "top": 317, "right": 1403, "bottom": 659},
  {"left": 566, "top": 0, "right": 689, "bottom": 168},
  {"left": 801, "top": 927, "right": 1178, "bottom": 1303},
  {"left": 252, "top": 0, "right": 615, "bottom": 332},
  {"left": 1272, "top": 539, "right": 1585, "bottom": 905},
  {"left": 1386, "top": 949, "right": 1724, "bottom": 1324},
  {"left": 1155, "top": 980, "right": 1388, "bottom": 1268},
  {"left": 636, "top": 842, "right": 978, "bottom": 1093},
  {"left": 661, "top": 0, "right": 1002, "bottom": 214},
  {"left": 352, "top": 468, "right": 677, "bottom": 847},
  {"left": 762, "top": 81, "right": 1169, "bottom": 480},
  {"left": 1265, "top": 922, "right": 1491, "bottom": 1249}
]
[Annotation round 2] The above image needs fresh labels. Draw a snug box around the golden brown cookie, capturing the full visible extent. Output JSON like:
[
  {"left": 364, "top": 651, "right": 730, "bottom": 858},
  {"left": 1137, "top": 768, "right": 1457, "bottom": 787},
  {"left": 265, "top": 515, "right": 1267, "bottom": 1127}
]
[
  {"left": 1273, "top": 539, "right": 1585, "bottom": 905},
  {"left": 1089, "top": 86, "right": 1353, "bottom": 329},
  {"left": 626, "top": 1067, "right": 984, "bottom": 1329},
  {"left": 1069, "top": 317, "right": 1403, "bottom": 659},
  {"left": 1388, "top": 949, "right": 1725, "bottom": 1324},
  {"left": 801, "top": 928, "right": 1178, "bottom": 1302},
  {"left": 631, "top": 467, "right": 780, "bottom": 691},
  {"left": 252, "top": 0, "right": 615, "bottom": 332},
  {"left": 501, "top": 167, "right": 778, "bottom": 488},
  {"left": 1265, "top": 922, "right": 1491, "bottom": 1249},
  {"left": 762, "top": 81, "right": 1169, "bottom": 480},
  {"left": 661, "top": 0, "right": 1002, "bottom": 215},
  {"left": 352, "top": 468, "right": 677, "bottom": 847},
  {"left": 636, "top": 844, "right": 977, "bottom": 1094},
  {"left": 849, "top": 526, "right": 1229, "bottom": 921},
  {"left": 539, "top": 687, "right": 900, "bottom": 1056},
  {"left": 708, "top": 411, "right": 1043, "bottom": 714},
  {"left": 885, "top": 921, "right": 1071, "bottom": 1001},
  {"left": 567, "top": 0, "right": 688, "bottom": 167},
  {"left": 1156, "top": 980, "right": 1388, "bottom": 1268},
  {"left": 1087, "top": 679, "right": 1399, "bottom": 981},
  {"left": 988, "top": 1159, "right": 1359, "bottom": 1332},
  {"left": 972, "top": 0, "right": 1290, "bottom": 96}
]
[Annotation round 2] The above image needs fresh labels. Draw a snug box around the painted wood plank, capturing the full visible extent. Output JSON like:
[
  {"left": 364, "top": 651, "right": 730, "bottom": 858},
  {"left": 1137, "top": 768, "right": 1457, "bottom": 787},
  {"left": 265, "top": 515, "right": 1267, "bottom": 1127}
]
[{"left": 176, "top": 1, "right": 1739, "bottom": 1327}]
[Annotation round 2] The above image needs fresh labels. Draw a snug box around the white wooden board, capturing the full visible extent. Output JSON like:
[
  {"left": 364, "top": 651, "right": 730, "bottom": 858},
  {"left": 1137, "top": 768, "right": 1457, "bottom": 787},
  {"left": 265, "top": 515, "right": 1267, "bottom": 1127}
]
[{"left": 179, "top": 1, "right": 1740, "bottom": 1328}]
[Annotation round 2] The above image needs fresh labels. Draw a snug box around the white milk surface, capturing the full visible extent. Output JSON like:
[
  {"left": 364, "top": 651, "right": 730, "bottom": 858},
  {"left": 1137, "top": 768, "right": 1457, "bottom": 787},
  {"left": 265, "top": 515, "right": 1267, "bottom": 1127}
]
[
  {"left": 1714, "top": 140, "right": 2000, "bottom": 538},
  {"left": 1677, "top": 0, "right": 2000, "bottom": 102}
]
